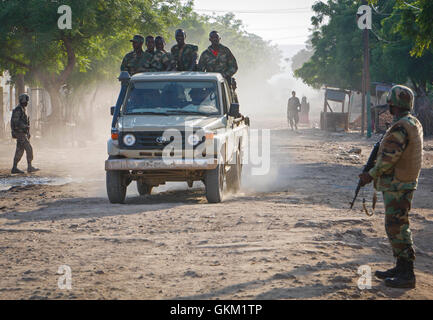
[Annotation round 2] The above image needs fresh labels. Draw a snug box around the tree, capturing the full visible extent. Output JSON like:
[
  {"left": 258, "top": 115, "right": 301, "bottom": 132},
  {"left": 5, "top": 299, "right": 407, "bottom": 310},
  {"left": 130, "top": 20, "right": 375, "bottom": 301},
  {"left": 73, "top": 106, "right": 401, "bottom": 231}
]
[
  {"left": 0, "top": 0, "right": 186, "bottom": 127},
  {"left": 172, "top": 12, "right": 282, "bottom": 81},
  {"left": 291, "top": 41, "right": 313, "bottom": 74},
  {"left": 294, "top": 0, "right": 367, "bottom": 90}
]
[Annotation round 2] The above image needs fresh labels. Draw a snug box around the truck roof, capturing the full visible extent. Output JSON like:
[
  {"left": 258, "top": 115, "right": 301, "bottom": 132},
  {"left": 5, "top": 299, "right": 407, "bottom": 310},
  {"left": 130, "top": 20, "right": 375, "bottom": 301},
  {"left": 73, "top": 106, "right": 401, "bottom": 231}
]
[{"left": 131, "top": 72, "right": 225, "bottom": 82}]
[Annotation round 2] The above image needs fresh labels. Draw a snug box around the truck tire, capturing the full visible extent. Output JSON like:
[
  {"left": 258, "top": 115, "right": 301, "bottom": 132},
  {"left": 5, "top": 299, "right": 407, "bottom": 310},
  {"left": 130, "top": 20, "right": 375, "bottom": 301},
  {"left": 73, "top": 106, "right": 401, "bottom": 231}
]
[
  {"left": 137, "top": 181, "right": 153, "bottom": 196},
  {"left": 205, "top": 164, "right": 224, "bottom": 203},
  {"left": 106, "top": 170, "right": 127, "bottom": 204},
  {"left": 226, "top": 151, "right": 242, "bottom": 193}
]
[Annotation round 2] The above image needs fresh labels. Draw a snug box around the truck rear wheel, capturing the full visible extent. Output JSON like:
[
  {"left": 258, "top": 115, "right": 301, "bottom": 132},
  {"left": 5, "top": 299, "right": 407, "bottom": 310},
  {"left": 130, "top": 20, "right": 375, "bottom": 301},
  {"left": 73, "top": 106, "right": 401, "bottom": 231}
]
[
  {"left": 205, "top": 164, "right": 224, "bottom": 203},
  {"left": 226, "top": 151, "right": 242, "bottom": 193},
  {"left": 106, "top": 170, "right": 127, "bottom": 204},
  {"left": 137, "top": 181, "right": 153, "bottom": 196}
]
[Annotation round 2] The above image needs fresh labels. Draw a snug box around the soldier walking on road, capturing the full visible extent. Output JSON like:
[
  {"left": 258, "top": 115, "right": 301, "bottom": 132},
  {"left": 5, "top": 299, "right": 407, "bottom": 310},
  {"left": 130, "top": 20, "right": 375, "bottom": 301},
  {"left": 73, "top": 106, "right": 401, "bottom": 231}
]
[
  {"left": 359, "top": 85, "right": 423, "bottom": 289},
  {"left": 171, "top": 29, "right": 198, "bottom": 71},
  {"left": 11, "top": 94, "right": 39, "bottom": 174},
  {"left": 287, "top": 91, "right": 301, "bottom": 131},
  {"left": 198, "top": 31, "right": 238, "bottom": 85}
]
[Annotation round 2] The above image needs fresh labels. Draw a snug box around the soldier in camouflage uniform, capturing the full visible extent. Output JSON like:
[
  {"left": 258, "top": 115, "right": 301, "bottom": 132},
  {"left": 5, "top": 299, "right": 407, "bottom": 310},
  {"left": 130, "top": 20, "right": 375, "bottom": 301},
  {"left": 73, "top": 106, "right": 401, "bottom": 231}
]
[
  {"left": 11, "top": 94, "right": 39, "bottom": 174},
  {"left": 359, "top": 85, "right": 423, "bottom": 289},
  {"left": 142, "top": 35, "right": 156, "bottom": 72},
  {"left": 198, "top": 31, "right": 238, "bottom": 84},
  {"left": 171, "top": 29, "right": 198, "bottom": 71},
  {"left": 152, "top": 36, "right": 175, "bottom": 71},
  {"left": 121, "top": 35, "right": 148, "bottom": 75}
]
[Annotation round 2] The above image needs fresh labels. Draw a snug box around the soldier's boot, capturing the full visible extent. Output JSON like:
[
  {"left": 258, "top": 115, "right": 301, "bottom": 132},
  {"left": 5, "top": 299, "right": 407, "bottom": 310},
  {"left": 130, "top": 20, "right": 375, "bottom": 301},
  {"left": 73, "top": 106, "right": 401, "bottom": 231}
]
[
  {"left": 27, "top": 163, "right": 40, "bottom": 173},
  {"left": 11, "top": 166, "right": 24, "bottom": 174},
  {"left": 375, "top": 258, "right": 404, "bottom": 280},
  {"left": 11, "top": 160, "right": 24, "bottom": 174},
  {"left": 384, "top": 259, "right": 416, "bottom": 289}
]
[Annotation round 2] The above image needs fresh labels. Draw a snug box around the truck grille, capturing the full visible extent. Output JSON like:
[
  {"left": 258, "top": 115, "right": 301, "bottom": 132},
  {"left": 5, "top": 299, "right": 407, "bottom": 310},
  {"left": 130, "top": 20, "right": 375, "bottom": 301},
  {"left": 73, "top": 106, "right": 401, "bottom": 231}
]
[{"left": 119, "top": 131, "right": 204, "bottom": 150}]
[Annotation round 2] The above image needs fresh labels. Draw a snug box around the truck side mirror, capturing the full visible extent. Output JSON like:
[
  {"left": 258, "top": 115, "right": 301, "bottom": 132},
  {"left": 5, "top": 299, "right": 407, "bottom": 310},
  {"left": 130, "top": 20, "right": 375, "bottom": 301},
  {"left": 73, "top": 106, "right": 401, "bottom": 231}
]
[
  {"left": 110, "top": 106, "right": 115, "bottom": 116},
  {"left": 228, "top": 103, "right": 240, "bottom": 118},
  {"left": 118, "top": 71, "right": 131, "bottom": 83}
]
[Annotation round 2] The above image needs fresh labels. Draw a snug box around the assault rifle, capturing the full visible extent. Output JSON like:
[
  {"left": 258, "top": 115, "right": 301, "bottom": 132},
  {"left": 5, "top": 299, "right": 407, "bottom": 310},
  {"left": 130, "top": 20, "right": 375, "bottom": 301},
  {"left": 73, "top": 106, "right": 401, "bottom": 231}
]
[{"left": 350, "top": 134, "right": 384, "bottom": 210}]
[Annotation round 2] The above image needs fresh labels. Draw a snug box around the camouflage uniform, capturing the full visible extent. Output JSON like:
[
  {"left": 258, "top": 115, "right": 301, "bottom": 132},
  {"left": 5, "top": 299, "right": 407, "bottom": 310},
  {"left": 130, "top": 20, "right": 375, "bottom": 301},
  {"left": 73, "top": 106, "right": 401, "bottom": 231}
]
[
  {"left": 198, "top": 44, "right": 238, "bottom": 81},
  {"left": 151, "top": 50, "right": 175, "bottom": 71},
  {"left": 171, "top": 44, "right": 198, "bottom": 71},
  {"left": 287, "top": 96, "right": 301, "bottom": 130},
  {"left": 120, "top": 49, "right": 154, "bottom": 75},
  {"left": 369, "top": 86, "right": 424, "bottom": 264},
  {"left": 11, "top": 104, "right": 33, "bottom": 166},
  {"left": 369, "top": 112, "right": 422, "bottom": 262}
]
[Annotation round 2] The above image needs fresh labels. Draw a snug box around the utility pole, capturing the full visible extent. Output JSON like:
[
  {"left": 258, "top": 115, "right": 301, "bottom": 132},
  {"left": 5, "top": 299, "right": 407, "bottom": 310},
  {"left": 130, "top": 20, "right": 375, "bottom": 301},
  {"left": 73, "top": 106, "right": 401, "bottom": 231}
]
[
  {"left": 361, "top": 0, "right": 372, "bottom": 138},
  {"left": 364, "top": 21, "right": 372, "bottom": 138}
]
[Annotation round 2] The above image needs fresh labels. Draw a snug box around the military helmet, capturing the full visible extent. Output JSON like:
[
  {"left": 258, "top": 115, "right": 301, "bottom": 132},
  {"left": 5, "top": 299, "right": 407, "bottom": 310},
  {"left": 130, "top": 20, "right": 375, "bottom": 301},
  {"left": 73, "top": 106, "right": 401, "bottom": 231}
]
[
  {"left": 19, "top": 93, "right": 29, "bottom": 104},
  {"left": 386, "top": 85, "right": 414, "bottom": 111}
]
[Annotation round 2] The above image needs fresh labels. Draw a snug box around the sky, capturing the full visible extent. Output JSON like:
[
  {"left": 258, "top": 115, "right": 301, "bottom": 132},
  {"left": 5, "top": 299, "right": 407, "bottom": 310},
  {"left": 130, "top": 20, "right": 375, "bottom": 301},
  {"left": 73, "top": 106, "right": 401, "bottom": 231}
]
[{"left": 192, "top": 0, "right": 317, "bottom": 46}]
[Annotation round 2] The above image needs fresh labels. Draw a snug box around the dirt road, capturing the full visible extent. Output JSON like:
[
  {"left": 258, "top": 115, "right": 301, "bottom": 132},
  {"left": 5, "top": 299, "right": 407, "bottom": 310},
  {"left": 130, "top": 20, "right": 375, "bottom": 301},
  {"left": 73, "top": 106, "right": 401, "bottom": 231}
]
[{"left": 1, "top": 117, "right": 432, "bottom": 300}]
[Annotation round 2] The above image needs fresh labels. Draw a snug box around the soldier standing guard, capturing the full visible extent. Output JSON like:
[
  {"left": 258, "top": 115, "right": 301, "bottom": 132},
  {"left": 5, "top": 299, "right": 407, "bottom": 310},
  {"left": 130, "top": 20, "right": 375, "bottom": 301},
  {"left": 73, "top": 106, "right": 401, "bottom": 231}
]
[
  {"left": 359, "top": 85, "right": 423, "bottom": 289},
  {"left": 11, "top": 94, "right": 39, "bottom": 174},
  {"left": 171, "top": 29, "right": 198, "bottom": 71},
  {"left": 198, "top": 31, "right": 238, "bottom": 85}
]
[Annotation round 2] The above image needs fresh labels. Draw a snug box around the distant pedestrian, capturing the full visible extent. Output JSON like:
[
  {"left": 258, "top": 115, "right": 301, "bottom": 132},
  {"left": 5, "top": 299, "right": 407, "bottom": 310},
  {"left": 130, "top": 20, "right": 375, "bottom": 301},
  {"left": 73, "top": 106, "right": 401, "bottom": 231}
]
[
  {"left": 287, "top": 91, "right": 301, "bottom": 130},
  {"left": 300, "top": 96, "right": 310, "bottom": 125}
]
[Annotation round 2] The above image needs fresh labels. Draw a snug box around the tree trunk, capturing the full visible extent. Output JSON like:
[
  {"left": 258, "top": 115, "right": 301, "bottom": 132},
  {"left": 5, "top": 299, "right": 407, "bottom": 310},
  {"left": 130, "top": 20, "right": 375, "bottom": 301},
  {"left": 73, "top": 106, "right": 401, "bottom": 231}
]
[
  {"left": 16, "top": 74, "right": 25, "bottom": 96},
  {"left": 42, "top": 82, "right": 66, "bottom": 143},
  {"left": 414, "top": 91, "right": 433, "bottom": 136}
]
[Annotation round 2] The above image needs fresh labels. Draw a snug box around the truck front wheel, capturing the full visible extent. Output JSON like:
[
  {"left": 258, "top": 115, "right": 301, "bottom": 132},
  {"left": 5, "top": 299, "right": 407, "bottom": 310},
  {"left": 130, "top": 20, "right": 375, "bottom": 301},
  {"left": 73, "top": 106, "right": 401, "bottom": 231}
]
[
  {"left": 205, "top": 164, "right": 225, "bottom": 203},
  {"left": 106, "top": 170, "right": 127, "bottom": 204}
]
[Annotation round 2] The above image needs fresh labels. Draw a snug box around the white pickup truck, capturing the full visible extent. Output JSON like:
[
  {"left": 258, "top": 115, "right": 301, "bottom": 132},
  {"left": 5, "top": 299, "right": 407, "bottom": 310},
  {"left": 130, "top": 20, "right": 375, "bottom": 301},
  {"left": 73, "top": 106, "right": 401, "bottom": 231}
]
[{"left": 105, "top": 72, "right": 250, "bottom": 204}]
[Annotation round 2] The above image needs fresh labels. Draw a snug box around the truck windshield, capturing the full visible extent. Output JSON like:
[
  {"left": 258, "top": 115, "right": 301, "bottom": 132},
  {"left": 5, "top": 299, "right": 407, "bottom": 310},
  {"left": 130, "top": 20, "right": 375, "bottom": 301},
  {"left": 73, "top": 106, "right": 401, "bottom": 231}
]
[{"left": 123, "top": 81, "right": 220, "bottom": 116}]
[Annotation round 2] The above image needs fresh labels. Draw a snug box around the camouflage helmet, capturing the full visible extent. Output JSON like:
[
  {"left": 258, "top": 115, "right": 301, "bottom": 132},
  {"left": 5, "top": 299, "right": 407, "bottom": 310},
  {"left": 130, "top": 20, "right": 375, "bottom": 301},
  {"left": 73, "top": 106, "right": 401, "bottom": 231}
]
[
  {"left": 19, "top": 93, "right": 29, "bottom": 104},
  {"left": 386, "top": 85, "right": 414, "bottom": 111}
]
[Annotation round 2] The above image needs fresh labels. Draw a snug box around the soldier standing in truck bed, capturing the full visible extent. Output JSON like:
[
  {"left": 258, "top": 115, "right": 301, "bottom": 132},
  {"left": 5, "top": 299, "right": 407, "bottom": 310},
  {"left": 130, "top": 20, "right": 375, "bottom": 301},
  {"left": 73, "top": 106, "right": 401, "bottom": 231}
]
[
  {"left": 120, "top": 34, "right": 145, "bottom": 76},
  {"left": 11, "top": 94, "right": 39, "bottom": 174},
  {"left": 171, "top": 29, "right": 198, "bottom": 71},
  {"left": 152, "top": 36, "right": 175, "bottom": 71},
  {"left": 198, "top": 31, "right": 238, "bottom": 85}
]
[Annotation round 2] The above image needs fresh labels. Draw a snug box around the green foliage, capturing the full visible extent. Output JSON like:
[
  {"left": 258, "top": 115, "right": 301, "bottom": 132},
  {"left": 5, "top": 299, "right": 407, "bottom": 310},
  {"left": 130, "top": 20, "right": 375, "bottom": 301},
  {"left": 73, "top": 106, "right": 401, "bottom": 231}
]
[
  {"left": 295, "top": 0, "right": 366, "bottom": 90},
  {"left": 172, "top": 12, "right": 282, "bottom": 80},
  {"left": 295, "top": 0, "right": 433, "bottom": 94},
  {"left": 0, "top": 0, "right": 281, "bottom": 101},
  {"left": 291, "top": 48, "right": 313, "bottom": 74},
  {"left": 0, "top": 0, "right": 187, "bottom": 90}
]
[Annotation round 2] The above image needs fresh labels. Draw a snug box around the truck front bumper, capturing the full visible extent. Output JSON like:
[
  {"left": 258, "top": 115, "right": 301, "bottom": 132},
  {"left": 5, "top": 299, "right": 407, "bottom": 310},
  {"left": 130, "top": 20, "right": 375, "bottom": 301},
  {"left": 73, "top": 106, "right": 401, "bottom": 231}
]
[{"left": 105, "top": 158, "right": 218, "bottom": 171}]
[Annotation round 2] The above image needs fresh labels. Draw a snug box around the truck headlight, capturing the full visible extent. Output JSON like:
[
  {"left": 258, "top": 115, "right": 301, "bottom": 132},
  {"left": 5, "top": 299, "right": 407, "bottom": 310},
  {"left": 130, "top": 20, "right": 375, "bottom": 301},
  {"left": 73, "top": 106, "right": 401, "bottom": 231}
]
[
  {"left": 188, "top": 134, "right": 202, "bottom": 146},
  {"left": 123, "top": 134, "right": 136, "bottom": 146}
]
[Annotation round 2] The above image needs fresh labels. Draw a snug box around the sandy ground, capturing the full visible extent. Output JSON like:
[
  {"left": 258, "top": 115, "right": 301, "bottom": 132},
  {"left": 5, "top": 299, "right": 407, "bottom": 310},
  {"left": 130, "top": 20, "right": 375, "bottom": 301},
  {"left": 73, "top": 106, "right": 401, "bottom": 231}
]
[{"left": 0, "top": 117, "right": 432, "bottom": 300}]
